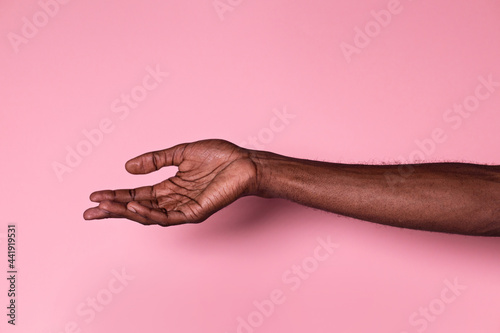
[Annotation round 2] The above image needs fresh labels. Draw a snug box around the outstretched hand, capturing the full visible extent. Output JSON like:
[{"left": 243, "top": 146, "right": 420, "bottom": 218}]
[{"left": 83, "top": 139, "right": 259, "bottom": 226}]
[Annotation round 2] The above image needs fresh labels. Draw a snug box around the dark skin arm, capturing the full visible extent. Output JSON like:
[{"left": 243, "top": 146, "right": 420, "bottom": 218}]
[{"left": 83, "top": 139, "right": 500, "bottom": 236}]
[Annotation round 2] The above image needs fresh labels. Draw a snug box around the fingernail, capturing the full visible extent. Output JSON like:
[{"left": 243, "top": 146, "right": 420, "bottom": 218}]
[{"left": 128, "top": 205, "right": 137, "bottom": 213}]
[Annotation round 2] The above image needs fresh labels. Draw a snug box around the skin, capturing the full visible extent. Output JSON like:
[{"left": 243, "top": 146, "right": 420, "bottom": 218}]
[{"left": 83, "top": 139, "right": 500, "bottom": 237}]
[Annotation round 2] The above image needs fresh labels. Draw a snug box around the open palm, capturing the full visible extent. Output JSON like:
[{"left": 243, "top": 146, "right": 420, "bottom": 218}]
[{"left": 83, "top": 139, "right": 258, "bottom": 226}]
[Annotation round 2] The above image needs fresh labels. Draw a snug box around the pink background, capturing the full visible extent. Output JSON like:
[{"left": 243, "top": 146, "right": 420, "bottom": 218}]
[{"left": 1, "top": 0, "right": 500, "bottom": 332}]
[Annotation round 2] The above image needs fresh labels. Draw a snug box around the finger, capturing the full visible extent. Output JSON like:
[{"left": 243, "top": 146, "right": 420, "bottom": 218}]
[
  {"left": 128, "top": 201, "right": 187, "bottom": 226},
  {"left": 96, "top": 200, "right": 158, "bottom": 226},
  {"left": 125, "top": 143, "right": 188, "bottom": 174},
  {"left": 89, "top": 186, "right": 156, "bottom": 203},
  {"left": 83, "top": 206, "right": 122, "bottom": 220}
]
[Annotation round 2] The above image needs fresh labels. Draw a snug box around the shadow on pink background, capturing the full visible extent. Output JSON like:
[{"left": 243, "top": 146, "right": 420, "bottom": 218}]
[{"left": 1, "top": 0, "right": 500, "bottom": 332}]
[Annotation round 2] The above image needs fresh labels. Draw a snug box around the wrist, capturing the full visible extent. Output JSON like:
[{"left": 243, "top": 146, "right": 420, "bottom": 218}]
[{"left": 247, "top": 149, "right": 287, "bottom": 198}]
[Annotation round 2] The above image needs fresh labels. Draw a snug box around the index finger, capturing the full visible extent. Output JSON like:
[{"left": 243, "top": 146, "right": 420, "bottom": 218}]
[
  {"left": 89, "top": 185, "right": 156, "bottom": 203},
  {"left": 125, "top": 143, "right": 188, "bottom": 174}
]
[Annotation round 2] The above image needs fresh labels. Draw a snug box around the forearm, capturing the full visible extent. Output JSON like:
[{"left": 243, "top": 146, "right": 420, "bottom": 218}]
[{"left": 249, "top": 150, "right": 500, "bottom": 236}]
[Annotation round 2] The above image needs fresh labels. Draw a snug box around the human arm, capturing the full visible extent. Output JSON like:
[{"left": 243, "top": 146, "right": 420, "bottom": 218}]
[
  {"left": 83, "top": 139, "right": 500, "bottom": 236},
  {"left": 250, "top": 150, "right": 500, "bottom": 236}
]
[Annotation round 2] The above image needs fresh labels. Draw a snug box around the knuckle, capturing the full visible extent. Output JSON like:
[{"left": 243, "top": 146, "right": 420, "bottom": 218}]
[
  {"left": 152, "top": 152, "right": 161, "bottom": 170},
  {"left": 151, "top": 185, "right": 158, "bottom": 198},
  {"left": 99, "top": 200, "right": 112, "bottom": 211}
]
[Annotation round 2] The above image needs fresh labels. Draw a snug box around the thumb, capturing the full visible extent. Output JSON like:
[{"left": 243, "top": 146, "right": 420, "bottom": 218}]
[{"left": 125, "top": 143, "right": 187, "bottom": 174}]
